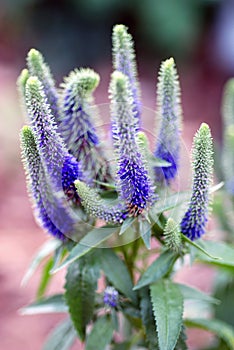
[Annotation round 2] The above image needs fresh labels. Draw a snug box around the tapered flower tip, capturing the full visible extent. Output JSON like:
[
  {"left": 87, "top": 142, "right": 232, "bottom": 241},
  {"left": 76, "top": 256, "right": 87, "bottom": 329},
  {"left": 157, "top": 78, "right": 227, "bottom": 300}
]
[
  {"left": 63, "top": 68, "right": 100, "bottom": 96},
  {"left": 25, "top": 76, "right": 44, "bottom": 101},
  {"left": 21, "top": 125, "right": 32, "bottom": 139},
  {"left": 136, "top": 131, "right": 148, "bottom": 145},
  {"left": 113, "top": 24, "right": 128, "bottom": 39},
  {"left": 27, "top": 48, "right": 44, "bottom": 67},
  {"left": 163, "top": 57, "right": 175, "bottom": 69},
  {"left": 164, "top": 218, "right": 182, "bottom": 253},
  {"left": 110, "top": 71, "right": 128, "bottom": 91},
  {"left": 17, "top": 68, "right": 29, "bottom": 94}
]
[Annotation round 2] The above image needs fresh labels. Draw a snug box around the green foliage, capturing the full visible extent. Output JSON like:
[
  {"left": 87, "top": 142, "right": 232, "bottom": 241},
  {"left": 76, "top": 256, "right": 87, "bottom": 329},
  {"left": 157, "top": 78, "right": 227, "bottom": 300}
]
[
  {"left": 150, "top": 280, "right": 184, "bottom": 350},
  {"left": 20, "top": 294, "right": 67, "bottom": 315},
  {"left": 85, "top": 316, "right": 115, "bottom": 350},
  {"left": 43, "top": 318, "right": 76, "bottom": 350}
]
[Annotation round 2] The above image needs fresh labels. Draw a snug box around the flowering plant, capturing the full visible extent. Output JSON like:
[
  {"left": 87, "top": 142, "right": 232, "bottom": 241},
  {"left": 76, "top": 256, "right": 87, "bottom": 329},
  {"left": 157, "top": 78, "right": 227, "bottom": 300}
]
[{"left": 19, "top": 25, "right": 234, "bottom": 350}]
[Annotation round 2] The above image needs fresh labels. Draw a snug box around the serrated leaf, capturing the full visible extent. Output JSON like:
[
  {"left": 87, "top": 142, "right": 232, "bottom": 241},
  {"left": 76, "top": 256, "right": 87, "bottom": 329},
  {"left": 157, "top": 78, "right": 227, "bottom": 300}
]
[
  {"left": 184, "top": 318, "right": 234, "bottom": 350},
  {"left": 20, "top": 294, "right": 67, "bottom": 315},
  {"left": 43, "top": 318, "right": 76, "bottom": 350},
  {"left": 86, "top": 316, "right": 114, "bottom": 350},
  {"left": 175, "top": 325, "right": 188, "bottom": 350},
  {"left": 53, "top": 226, "right": 118, "bottom": 273},
  {"left": 133, "top": 250, "right": 176, "bottom": 290},
  {"left": 65, "top": 257, "right": 99, "bottom": 340},
  {"left": 150, "top": 280, "right": 184, "bottom": 350},
  {"left": 139, "top": 220, "right": 151, "bottom": 249},
  {"left": 21, "top": 239, "right": 61, "bottom": 286},
  {"left": 140, "top": 288, "right": 159, "bottom": 350},
  {"left": 97, "top": 248, "right": 137, "bottom": 304},
  {"left": 196, "top": 241, "right": 234, "bottom": 268},
  {"left": 37, "top": 257, "right": 54, "bottom": 299},
  {"left": 120, "top": 217, "right": 136, "bottom": 235},
  {"left": 177, "top": 283, "right": 220, "bottom": 305}
]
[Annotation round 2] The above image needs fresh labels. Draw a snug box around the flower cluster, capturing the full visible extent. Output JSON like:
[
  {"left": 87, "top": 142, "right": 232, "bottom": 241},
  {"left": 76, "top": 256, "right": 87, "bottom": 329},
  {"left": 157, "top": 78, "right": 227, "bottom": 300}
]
[
  {"left": 19, "top": 24, "right": 214, "bottom": 243},
  {"left": 103, "top": 286, "right": 119, "bottom": 308}
]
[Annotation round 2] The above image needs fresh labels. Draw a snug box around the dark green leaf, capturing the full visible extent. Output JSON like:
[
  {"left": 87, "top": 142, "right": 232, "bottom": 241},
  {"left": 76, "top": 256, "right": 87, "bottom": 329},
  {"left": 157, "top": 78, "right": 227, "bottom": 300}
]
[
  {"left": 43, "top": 318, "right": 76, "bottom": 350},
  {"left": 150, "top": 280, "right": 184, "bottom": 350},
  {"left": 20, "top": 294, "right": 67, "bottom": 315},
  {"left": 65, "top": 257, "right": 99, "bottom": 340},
  {"left": 177, "top": 283, "right": 220, "bottom": 305},
  {"left": 97, "top": 248, "right": 137, "bottom": 304},
  {"left": 133, "top": 250, "right": 176, "bottom": 290},
  {"left": 184, "top": 318, "right": 234, "bottom": 350},
  {"left": 140, "top": 288, "right": 159, "bottom": 350},
  {"left": 196, "top": 241, "right": 234, "bottom": 268},
  {"left": 53, "top": 226, "right": 118, "bottom": 273},
  {"left": 182, "top": 235, "right": 221, "bottom": 260},
  {"left": 85, "top": 316, "right": 114, "bottom": 350},
  {"left": 139, "top": 220, "right": 151, "bottom": 249},
  {"left": 21, "top": 239, "right": 61, "bottom": 286},
  {"left": 37, "top": 257, "right": 54, "bottom": 299}
]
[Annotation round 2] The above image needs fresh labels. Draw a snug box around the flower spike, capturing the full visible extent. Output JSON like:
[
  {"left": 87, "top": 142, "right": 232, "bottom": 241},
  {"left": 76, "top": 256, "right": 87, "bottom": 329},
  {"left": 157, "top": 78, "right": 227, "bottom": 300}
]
[
  {"left": 109, "top": 71, "right": 154, "bottom": 216},
  {"left": 25, "top": 76, "right": 81, "bottom": 202},
  {"left": 75, "top": 180, "right": 127, "bottom": 223},
  {"left": 20, "top": 126, "right": 77, "bottom": 240},
  {"left": 221, "top": 78, "right": 234, "bottom": 195},
  {"left": 154, "top": 57, "right": 182, "bottom": 184},
  {"left": 112, "top": 24, "right": 141, "bottom": 130},
  {"left": 27, "top": 48, "right": 60, "bottom": 124},
  {"left": 163, "top": 218, "right": 182, "bottom": 253},
  {"left": 59, "top": 68, "right": 110, "bottom": 185},
  {"left": 180, "top": 123, "right": 214, "bottom": 240}
]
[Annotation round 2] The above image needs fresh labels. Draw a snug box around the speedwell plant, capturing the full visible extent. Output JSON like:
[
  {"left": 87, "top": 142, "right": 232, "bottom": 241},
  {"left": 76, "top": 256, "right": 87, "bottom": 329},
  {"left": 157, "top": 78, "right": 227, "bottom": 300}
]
[{"left": 18, "top": 25, "right": 234, "bottom": 350}]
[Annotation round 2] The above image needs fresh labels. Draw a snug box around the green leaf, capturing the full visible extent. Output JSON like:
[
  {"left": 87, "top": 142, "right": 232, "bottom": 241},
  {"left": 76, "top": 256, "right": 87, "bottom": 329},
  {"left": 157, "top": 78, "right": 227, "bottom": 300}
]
[
  {"left": 21, "top": 239, "right": 61, "bottom": 286},
  {"left": 150, "top": 155, "right": 171, "bottom": 167},
  {"left": 97, "top": 248, "right": 137, "bottom": 304},
  {"left": 119, "top": 217, "right": 136, "bottom": 235},
  {"left": 140, "top": 288, "right": 159, "bottom": 350},
  {"left": 150, "top": 192, "right": 190, "bottom": 216},
  {"left": 139, "top": 220, "right": 151, "bottom": 249},
  {"left": 37, "top": 257, "right": 54, "bottom": 299},
  {"left": 85, "top": 316, "right": 114, "bottom": 350},
  {"left": 20, "top": 294, "right": 67, "bottom": 315},
  {"left": 64, "top": 256, "right": 99, "bottom": 340},
  {"left": 175, "top": 325, "right": 188, "bottom": 350},
  {"left": 196, "top": 241, "right": 234, "bottom": 268},
  {"left": 133, "top": 250, "right": 176, "bottom": 290},
  {"left": 177, "top": 283, "right": 220, "bottom": 305},
  {"left": 182, "top": 235, "right": 221, "bottom": 260},
  {"left": 43, "top": 318, "right": 76, "bottom": 350},
  {"left": 53, "top": 226, "right": 118, "bottom": 273},
  {"left": 184, "top": 318, "right": 234, "bottom": 350},
  {"left": 150, "top": 280, "right": 184, "bottom": 350}
]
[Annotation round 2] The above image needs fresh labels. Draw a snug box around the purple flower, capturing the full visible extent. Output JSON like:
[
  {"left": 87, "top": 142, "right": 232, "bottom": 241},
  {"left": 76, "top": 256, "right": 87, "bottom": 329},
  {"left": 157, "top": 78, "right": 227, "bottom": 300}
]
[
  {"left": 103, "top": 286, "right": 119, "bottom": 308},
  {"left": 59, "top": 68, "right": 111, "bottom": 185},
  {"left": 109, "top": 71, "right": 155, "bottom": 216},
  {"left": 25, "top": 76, "right": 81, "bottom": 203},
  {"left": 112, "top": 25, "right": 141, "bottom": 130},
  {"left": 180, "top": 123, "right": 213, "bottom": 240},
  {"left": 154, "top": 58, "right": 182, "bottom": 184},
  {"left": 20, "top": 126, "right": 77, "bottom": 240}
]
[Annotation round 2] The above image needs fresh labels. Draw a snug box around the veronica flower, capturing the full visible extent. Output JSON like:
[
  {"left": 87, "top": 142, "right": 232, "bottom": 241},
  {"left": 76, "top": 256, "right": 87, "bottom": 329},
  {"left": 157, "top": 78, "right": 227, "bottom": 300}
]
[
  {"left": 180, "top": 123, "right": 213, "bottom": 241},
  {"left": 154, "top": 58, "right": 182, "bottom": 184},
  {"left": 103, "top": 286, "right": 119, "bottom": 308},
  {"left": 75, "top": 180, "right": 127, "bottom": 223},
  {"left": 25, "top": 76, "right": 81, "bottom": 203},
  {"left": 112, "top": 24, "right": 141, "bottom": 130},
  {"left": 221, "top": 78, "right": 234, "bottom": 195},
  {"left": 163, "top": 218, "right": 182, "bottom": 253},
  {"left": 109, "top": 71, "right": 154, "bottom": 216},
  {"left": 20, "top": 126, "right": 77, "bottom": 240},
  {"left": 59, "top": 68, "right": 110, "bottom": 185},
  {"left": 27, "top": 48, "right": 60, "bottom": 124}
]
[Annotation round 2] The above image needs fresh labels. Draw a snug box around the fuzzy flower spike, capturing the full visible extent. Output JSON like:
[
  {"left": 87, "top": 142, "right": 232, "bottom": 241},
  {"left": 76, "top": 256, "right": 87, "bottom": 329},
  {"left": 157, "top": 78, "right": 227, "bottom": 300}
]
[
  {"left": 59, "top": 68, "right": 111, "bottom": 185},
  {"left": 25, "top": 76, "right": 81, "bottom": 203},
  {"left": 26, "top": 48, "right": 60, "bottom": 124},
  {"left": 154, "top": 58, "right": 182, "bottom": 184},
  {"left": 110, "top": 71, "right": 154, "bottom": 216},
  {"left": 112, "top": 24, "right": 141, "bottom": 130},
  {"left": 20, "top": 126, "right": 76, "bottom": 240},
  {"left": 180, "top": 123, "right": 214, "bottom": 241}
]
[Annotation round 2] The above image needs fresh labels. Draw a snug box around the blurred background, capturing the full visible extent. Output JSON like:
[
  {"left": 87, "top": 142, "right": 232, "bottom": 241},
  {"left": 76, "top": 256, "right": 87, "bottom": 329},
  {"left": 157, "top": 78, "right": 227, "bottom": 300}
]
[{"left": 0, "top": 0, "right": 234, "bottom": 349}]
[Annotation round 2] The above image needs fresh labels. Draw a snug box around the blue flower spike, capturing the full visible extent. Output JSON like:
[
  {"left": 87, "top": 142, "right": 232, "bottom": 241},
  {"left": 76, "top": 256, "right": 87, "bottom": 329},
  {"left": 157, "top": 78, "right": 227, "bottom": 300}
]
[
  {"left": 154, "top": 57, "right": 182, "bottom": 184},
  {"left": 109, "top": 71, "right": 154, "bottom": 217},
  {"left": 103, "top": 286, "right": 119, "bottom": 308},
  {"left": 112, "top": 24, "right": 141, "bottom": 130},
  {"left": 25, "top": 76, "right": 81, "bottom": 203},
  {"left": 59, "top": 68, "right": 110, "bottom": 185},
  {"left": 180, "top": 123, "right": 214, "bottom": 241},
  {"left": 27, "top": 49, "right": 60, "bottom": 124}
]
